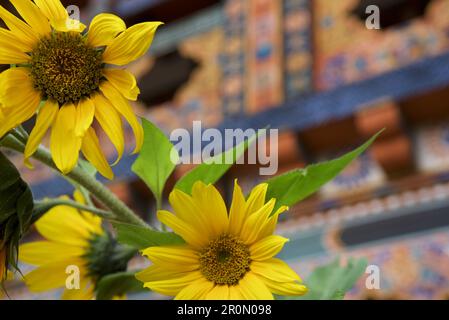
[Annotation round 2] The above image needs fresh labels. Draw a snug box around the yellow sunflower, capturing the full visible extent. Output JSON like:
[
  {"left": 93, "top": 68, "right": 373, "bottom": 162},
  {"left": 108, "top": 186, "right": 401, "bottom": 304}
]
[
  {"left": 136, "top": 181, "right": 308, "bottom": 300},
  {"left": 19, "top": 191, "right": 133, "bottom": 300},
  {"left": 0, "top": 0, "right": 162, "bottom": 178}
]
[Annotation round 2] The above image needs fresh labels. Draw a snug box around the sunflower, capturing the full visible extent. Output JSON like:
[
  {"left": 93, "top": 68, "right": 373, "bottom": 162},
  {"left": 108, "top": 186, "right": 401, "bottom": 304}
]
[
  {"left": 136, "top": 181, "right": 308, "bottom": 300},
  {"left": 19, "top": 191, "right": 134, "bottom": 299},
  {"left": 0, "top": 0, "right": 162, "bottom": 178}
]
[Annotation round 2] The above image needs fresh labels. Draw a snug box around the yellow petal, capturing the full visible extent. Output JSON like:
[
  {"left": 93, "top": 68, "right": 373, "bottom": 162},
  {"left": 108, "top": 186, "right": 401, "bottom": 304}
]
[
  {"left": 35, "top": 204, "right": 94, "bottom": 246},
  {"left": 50, "top": 103, "right": 82, "bottom": 174},
  {"left": 103, "top": 68, "right": 140, "bottom": 101},
  {"left": 24, "top": 259, "right": 85, "bottom": 292},
  {"left": 240, "top": 199, "right": 276, "bottom": 245},
  {"left": 175, "top": 278, "right": 214, "bottom": 300},
  {"left": 229, "top": 285, "right": 245, "bottom": 300},
  {"left": 100, "top": 81, "right": 143, "bottom": 153},
  {"left": 238, "top": 272, "right": 274, "bottom": 300},
  {"left": 246, "top": 183, "right": 268, "bottom": 215},
  {"left": 136, "top": 264, "right": 187, "bottom": 283},
  {"left": 87, "top": 13, "right": 126, "bottom": 47},
  {"left": 191, "top": 181, "right": 229, "bottom": 237},
  {"left": 62, "top": 278, "right": 94, "bottom": 300},
  {"left": 261, "top": 277, "right": 308, "bottom": 296},
  {"left": 0, "top": 68, "right": 40, "bottom": 138},
  {"left": 143, "top": 271, "right": 203, "bottom": 297},
  {"left": 19, "top": 241, "right": 85, "bottom": 266},
  {"left": 81, "top": 127, "right": 114, "bottom": 180},
  {"left": 92, "top": 93, "right": 124, "bottom": 165},
  {"left": 258, "top": 205, "right": 289, "bottom": 239},
  {"left": 24, "top": 99, "right": 58, "bottom": 165},
  {"left": 251, "top": 258, "right": 301, "bottom": 283},
  {"left": 10, "top": 0, "right": 51, "bottom": 36},
  {"left": 103, "top": 22, "right": 163, "bottom": 66},
  {"left": 0, "top": 27, "right": 32, "bottom": 52},
  {"left": 33, "top": 0, "right": 70, "bottom": 32},
  {"left": 228, "top": 180, "right": 247, "bottom": 236},
  {"left": 75, "top": 98, "right": 95, "bottom": 138},
  {"left": 157, "top": 210, "right": 207, "bottom": 248},
  {"left": 0, "top": 5, "right": 38, "bottom": 47},
  {"left": 141, "top": 246, "right": 199, "bottom": 272},
  {"left": 168, "top": 188, "right": 212, "bottom": 240},
  {"left": 205, "top": 285, "right": 230, "bottom": 300},
  {"left": 250, "top": 235, "right": 289, "bottom": 261}
]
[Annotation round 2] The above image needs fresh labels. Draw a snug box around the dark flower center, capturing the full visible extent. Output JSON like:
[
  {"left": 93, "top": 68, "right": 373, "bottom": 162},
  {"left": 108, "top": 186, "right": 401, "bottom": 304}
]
[
  {"left": 30, "top": 32, "right": 103, "bottom": 104},
  {"left": 199, "top": 234, "right": 251, "bottom": 286}
]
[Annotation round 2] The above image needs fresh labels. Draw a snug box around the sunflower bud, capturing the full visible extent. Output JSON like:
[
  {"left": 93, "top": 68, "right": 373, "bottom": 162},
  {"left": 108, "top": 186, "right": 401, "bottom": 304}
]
[{"left": 0, "top": 151, "right": 34, "bottom": 280}]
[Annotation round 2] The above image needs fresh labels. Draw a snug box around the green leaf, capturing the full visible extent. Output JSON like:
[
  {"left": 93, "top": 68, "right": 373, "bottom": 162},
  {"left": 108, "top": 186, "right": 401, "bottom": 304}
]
[
  {"left": 114, "top": 222, "right": 184, "bottom": 250},
  {"left": 266, "top": 131, "right": 382, "bottom": 211},
  {"left": 132, "top": 119, "right": 179, "bottom": 206},
  {"left": 96, "top": 271, "right": 146, "bottom": 300},
  {"left": 292, "top": 257, "right": 368, "bottom": 300},
  {"left": 174, "top": 131, "right": 259, "bottom": 194}
]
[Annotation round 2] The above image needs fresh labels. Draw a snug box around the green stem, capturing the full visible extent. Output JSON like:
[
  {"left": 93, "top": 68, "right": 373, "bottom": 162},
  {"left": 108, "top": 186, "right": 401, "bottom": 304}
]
[{"left": 1, "top": 134, "right": 150, "bottom": 229}]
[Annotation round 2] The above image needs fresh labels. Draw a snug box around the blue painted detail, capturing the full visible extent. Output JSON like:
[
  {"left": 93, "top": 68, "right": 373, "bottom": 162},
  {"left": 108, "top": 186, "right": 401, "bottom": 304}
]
[
  {"left": 115, "top": 0, "right": 168, "bottom": 17},
  {"left": 219, "top": 52, "right": 449, "bottom": 133}
]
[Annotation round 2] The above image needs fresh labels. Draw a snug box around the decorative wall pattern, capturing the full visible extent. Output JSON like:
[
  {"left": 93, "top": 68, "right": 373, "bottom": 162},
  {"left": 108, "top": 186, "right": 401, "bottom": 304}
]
[
  {"left": 221, "top": 0, "right": 247, "bottom": 117},
  {"left": 314, "top": 0, "right": 449, "bottom": 90},
  {"left": 246, "top": 0, "right": 284, "bottom": 113},
  {"left": 416, "top": 124, "right": 449, "bottom": 173},
  {"left": 283, "top": 0, "right": 313, "bottom": 99}
]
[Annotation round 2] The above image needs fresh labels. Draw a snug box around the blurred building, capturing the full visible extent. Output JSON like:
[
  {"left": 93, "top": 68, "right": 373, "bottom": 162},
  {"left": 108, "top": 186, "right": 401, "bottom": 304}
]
[{"left": 3, "top": 0, "right": 449, "bottom": 299}]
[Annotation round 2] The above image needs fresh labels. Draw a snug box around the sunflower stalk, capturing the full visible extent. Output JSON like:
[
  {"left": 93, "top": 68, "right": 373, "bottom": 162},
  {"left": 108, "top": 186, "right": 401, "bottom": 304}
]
[{"left": 1, "top": 133, "right": 150, "bottom": 229}]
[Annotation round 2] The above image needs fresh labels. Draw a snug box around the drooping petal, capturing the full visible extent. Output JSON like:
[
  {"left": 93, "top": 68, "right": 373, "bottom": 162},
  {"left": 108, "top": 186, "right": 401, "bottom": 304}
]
[
  {"left": 24, "top": 99, "right": 58, "bottom": 166},
  {"left": 50, "top": 103, "right": 82, "bottom": 174},
  {"left": 35, "top": 203, "right": 95, "bottom": 246},
  {"left": 250, "top": 235, "right": 289, "bottom": 261},
  {"left": 19, "top": 241, "right": 85, "bottom": 266},
  {"left": 102, "top": 22, "right": 162, "bottom": 66},
  {"left": 0, "top": 5, "right": 39, "bottom": 47},
  {"left": 240, "top": 199, "right": 276, "bottom": 245},
  {"left": 191, "top": 181, "right": 229, "bottom": 236},
  {"left": 24, "top": 258, "right": 85, "bottom": 292},
  {"left": 141, "top": 246, "right": 199, "bottom": 272},
  {"left": 157, "top": 210, "right": 207, "bottom": 248},
  {"left": 10, "top": 0, "right": 51, "bottom": 36},
  {"left": 100, "top": 81, "right": 143, "bottom": 153},
  {"left": 228, "top": 180, "right": 248, "bottom": 236},
  {"left": 92, "top": 93, "right": 124, "bottom": 165},
  {"left": 81, "top": 127, "right": 114, "bottom": 180},
  {"left": 103, "top": 68, "right": 140, "bottom": 101},
  {"left": 75, "top": 98, "right": 95, "bottom": 138},
  {"left": 251, "top": 258, "right": 301, "bottom": 283},
  {"left": 143, "top": 271, "right": 203, "bottom": 296},
  {"left": 174, "top": 278, "right": 215, "bottom": 300},
  {"left": 87, "top": 13, "right": 126, "bottom": 47},
  {"left": 237, "top": 272, "right": 274, "bottom": 300},
  {"left": 0, "top": 68, "right": 41, "bottom": 138}
]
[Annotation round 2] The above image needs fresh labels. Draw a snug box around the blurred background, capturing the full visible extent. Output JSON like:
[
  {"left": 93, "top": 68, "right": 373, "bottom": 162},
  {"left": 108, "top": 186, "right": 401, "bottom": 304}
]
[{"left": 2, "top": 0, "right": 449, "bottom": 299}]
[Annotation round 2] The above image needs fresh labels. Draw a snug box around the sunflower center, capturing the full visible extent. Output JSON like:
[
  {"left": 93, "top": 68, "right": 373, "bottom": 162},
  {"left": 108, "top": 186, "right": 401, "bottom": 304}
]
[
  {"left": 199, "top": 234, "right": 251, "bottom": 286},
  {"left": 30, "top": 32, "right": 103, "bottom": 104}
]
